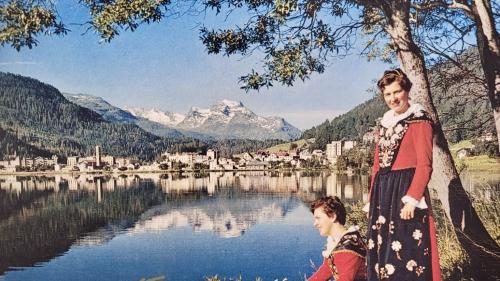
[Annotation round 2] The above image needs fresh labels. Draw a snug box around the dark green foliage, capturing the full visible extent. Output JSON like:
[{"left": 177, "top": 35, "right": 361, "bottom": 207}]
[
  {"left": 299, "top": 158, "right": 324, "bottom": 169},
  {"left": 169, "top": 138, "right": 208, "bottom": 154},
  {"left": 0, "top": 1, "right": 67, "bottom": 50},
  {"left": 209, "top": 139, "right": 285, "bottom": 158},
  {"left": 429, "top": 49, "right": 496, "bottom": 143},
  {"left": 0, "top": 127, "right": 52, "bottom": 159},
  {"left": 471, "top": 140, "right": 500, "bottom": 158},
  {"left": 344, "top": 145, "right": 374, "bottom": 173},
  {"left": 0, "top": 72, "right": 177, "bottom": 160}
]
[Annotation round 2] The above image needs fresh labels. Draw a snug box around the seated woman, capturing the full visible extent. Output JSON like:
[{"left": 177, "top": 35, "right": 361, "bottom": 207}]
[{"left": 308, "top": 196, "right": 367, "bottom": 281}]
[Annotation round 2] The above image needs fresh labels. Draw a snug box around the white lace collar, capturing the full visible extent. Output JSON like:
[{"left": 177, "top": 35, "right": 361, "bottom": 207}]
[
  {"left": 380, "top": 103, "right": 425, "bottom": 128},
  {"left": 322, "top": 225, "right": 359, "bottom": 258}
]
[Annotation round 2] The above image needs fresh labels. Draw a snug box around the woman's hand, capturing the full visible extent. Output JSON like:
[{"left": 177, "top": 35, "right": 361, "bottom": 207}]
[{"left": 400, "top": 203, "right": 415, "bottom": 220}]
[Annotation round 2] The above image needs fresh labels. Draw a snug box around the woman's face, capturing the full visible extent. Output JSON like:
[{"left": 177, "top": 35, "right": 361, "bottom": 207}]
[
  {"left": 313, "top": 207, "right": 335, "bottom": 237},
  {"left": 382, "top": 81, "right": 410, "bottom": 115}
]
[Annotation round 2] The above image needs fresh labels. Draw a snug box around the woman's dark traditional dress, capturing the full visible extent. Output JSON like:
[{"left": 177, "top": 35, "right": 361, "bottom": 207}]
[{"left": 366, "top": 104, "right": 441, "bottom": 281}]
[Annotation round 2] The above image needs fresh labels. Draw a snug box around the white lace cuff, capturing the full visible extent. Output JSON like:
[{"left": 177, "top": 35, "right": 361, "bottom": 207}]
[
  {"left": 362, "top": 203, "right": 370, "bottom": 213},
  {"left": 401, "top": 195, "right": 428, "bottom": 209}
]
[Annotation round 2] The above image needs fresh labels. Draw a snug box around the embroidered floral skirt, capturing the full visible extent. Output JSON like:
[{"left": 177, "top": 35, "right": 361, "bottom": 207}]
[{"left": 367, "top": 168, "right": 432, "bottom": 280}]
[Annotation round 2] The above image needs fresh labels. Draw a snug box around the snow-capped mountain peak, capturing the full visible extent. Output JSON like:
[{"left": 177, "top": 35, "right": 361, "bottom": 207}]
[
  {"left": 218, "top": 99, "right": 243, "bottom": 107},
  {"left": 125, "top": 107, "right": 185, "bottom": 127},
  {"left": 64, "top": 94, "right": 301, "bottom": 140},
  {"left": 63, "top": 93, "right": 137, "bottom": 123},
  {"left": 175, "top": 100, "right": 301, "bottom": 140}
]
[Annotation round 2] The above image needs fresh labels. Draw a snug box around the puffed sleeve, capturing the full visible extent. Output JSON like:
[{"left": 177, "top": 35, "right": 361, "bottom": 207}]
[
  {"left": 307, "top": 259, "right": 333, "bottom": 281},
  {"left": 333, "top": 252, "right": 365, "bottom": 281},
  {"left": 405, "top": 121, "right": 433, "bottom": 201}
]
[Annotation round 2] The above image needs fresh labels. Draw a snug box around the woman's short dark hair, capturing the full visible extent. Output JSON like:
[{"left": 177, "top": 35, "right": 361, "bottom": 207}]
[
  {"left": 310, "top": 196, "right": 346, "bottom": 225},
  {"left": 377, "top": 68, "right": 412, "bottom": 93}
]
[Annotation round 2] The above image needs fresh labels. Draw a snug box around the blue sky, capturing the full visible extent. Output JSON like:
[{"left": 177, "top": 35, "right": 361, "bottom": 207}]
[{"left": 0, "top": 3, "right": 390, "bottom": 129}]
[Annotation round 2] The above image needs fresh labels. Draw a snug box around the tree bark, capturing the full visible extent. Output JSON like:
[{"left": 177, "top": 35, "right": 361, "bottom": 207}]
[
  {"left": 472, "top": 0, "right": 500, "bottom": 151},
  {"left": 381, "top": 0, "right": 500, "bottom": 279}
]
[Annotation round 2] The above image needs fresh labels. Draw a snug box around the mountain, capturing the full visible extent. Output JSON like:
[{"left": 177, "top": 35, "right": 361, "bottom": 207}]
[
  {"left": 63, "top": 93, "right": 184, "bottom": 139},
  {"left": 65, "top": 94, "right": 297, "bottom": 141},
  {"left": 62, "top": 93, "right": 137, "bottom": 123},
  {"left": 124, "top": 107, "right": 185, "bottom": 127},
  {"left": 174, "top": 99, "right": 301, "bottom": 140},
  {"left": 0, "top": 72, "right": 183, "bottom": 160}
]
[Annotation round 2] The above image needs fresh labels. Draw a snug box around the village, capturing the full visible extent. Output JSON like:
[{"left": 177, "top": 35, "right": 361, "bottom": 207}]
[
  {"left": 1, "top": 129, "right": 495, "bottom": 175},
  {"left": 0, "top": 137, "right": 368, "bottom": 174}
]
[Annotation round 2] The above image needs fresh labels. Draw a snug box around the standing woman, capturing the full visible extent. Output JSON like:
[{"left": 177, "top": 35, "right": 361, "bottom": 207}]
[{"left": 365, "top": 69, "right": 441, "bottom": 281}]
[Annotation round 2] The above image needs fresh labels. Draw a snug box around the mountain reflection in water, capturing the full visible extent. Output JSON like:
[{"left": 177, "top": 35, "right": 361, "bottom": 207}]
[
  {"left": 0, "top": 172, "right": 359, "bottom": 276},
  {"left": 1, "top": 171, "right": 494, "bottom": 280}
]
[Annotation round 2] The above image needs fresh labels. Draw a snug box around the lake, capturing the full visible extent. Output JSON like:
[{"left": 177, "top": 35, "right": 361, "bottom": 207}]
[{"left": 0, "top": 171, "right": 497, "bottom": 281}]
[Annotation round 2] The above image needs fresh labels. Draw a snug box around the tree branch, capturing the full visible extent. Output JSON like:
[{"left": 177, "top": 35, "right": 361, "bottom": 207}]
[{"left": 411, "top": 0, "right": 474, "bottom": 18}]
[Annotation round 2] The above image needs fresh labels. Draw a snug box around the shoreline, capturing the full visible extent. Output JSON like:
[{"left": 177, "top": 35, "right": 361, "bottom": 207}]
[{"left": 0, "top": 167, "right": 336, "bottom": 176}]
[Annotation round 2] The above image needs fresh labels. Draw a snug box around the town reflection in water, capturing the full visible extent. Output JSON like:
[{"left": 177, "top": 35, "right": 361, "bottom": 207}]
[
  {"left": 0, "top": 171, "right": 496, "bottom": 277},
  {"left": 0, "top": 171, "right": 367, "bottom": 274},
  {"left": 0, "top": 171, "right": 370, "bottom": 204}
]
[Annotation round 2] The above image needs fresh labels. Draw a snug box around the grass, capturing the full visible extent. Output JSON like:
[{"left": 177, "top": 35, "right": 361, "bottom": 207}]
[
  {"left": 456, "top": 155, "right": 500, "bottom": 171},
  {"left": 431, "top": 198, "right": 471, "bottom": 280},
  {"left": 448, "top": 140, "right": 500, "bottom": 171},
  {"left": 449, "top": 140, "right": 475, "bottom": 153},
  {"left": 264, "top": 139, "right": 309, "bottom": 153}
]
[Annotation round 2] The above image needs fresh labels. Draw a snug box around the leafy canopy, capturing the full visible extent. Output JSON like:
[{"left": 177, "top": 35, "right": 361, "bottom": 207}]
[
  {"left": 1, "top": 0, "right": 390, "bottom": 91},
  {"left": 4, "top": 0, "right": 497, "bottom": 91}
]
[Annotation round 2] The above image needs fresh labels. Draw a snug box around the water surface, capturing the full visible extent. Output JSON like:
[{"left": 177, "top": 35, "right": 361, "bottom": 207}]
[{"left": 0, "top": 171, "right": 495, "bottom": 281}]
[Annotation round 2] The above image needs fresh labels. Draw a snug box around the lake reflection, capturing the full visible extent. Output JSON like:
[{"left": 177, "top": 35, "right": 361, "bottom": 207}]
[{"left": 0, "top": 171, "right": 495, "bottom": 281}]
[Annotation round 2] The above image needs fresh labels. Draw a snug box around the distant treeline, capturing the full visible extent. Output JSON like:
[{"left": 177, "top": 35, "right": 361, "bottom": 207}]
[{"left": 167, "top": 138, "right": 285, "bottom": 158}]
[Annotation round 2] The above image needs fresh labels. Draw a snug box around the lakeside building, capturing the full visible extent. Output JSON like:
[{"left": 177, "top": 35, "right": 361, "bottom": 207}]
[
  {"left": 326, "top": 140, "right": 358, "bottom": 164},
  {"left": 66, "top": 145, "right": 118, "bottom": 171},
  {"left": 207, "top": 149, "right": 217, "bottom": 160},
  {"left": 0, "top": 155, "right": 59, "bottom": 172},
  {"left": 311, "top": 149, "right": 324, "bottom": 157},
  {"left": 299, "top": 150, "right": 312, "bottom": 160},
  {"left": 2, "top": 139, "right": 366, "bottom": 173}
]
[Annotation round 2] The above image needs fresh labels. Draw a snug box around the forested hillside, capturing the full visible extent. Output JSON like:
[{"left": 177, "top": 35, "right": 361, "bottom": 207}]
[
  {"left": 302, "top": 49, "right": 495, "bottom": 150},
  {"left": 301, "top": 98, "right": 387, "bottom": 150},
  {"left": 0, "top": 127, "right": 53, "bottom": 159},
  {"left": 0, "top": 72, "right": 177, "bottom": 160}
]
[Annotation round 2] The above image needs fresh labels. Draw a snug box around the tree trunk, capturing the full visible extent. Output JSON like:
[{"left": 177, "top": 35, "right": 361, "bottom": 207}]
[
  {"left": 472, "top": 0, "right": 500, "bottom": 151},
  {"left": 382, "top": 1, "right": 500, "bottom": 279}
]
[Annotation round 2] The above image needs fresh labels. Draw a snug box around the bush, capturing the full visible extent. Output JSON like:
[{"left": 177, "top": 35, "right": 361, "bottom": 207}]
[{"left": 471, "top": 139, "right": 499, "bottom": 157}]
